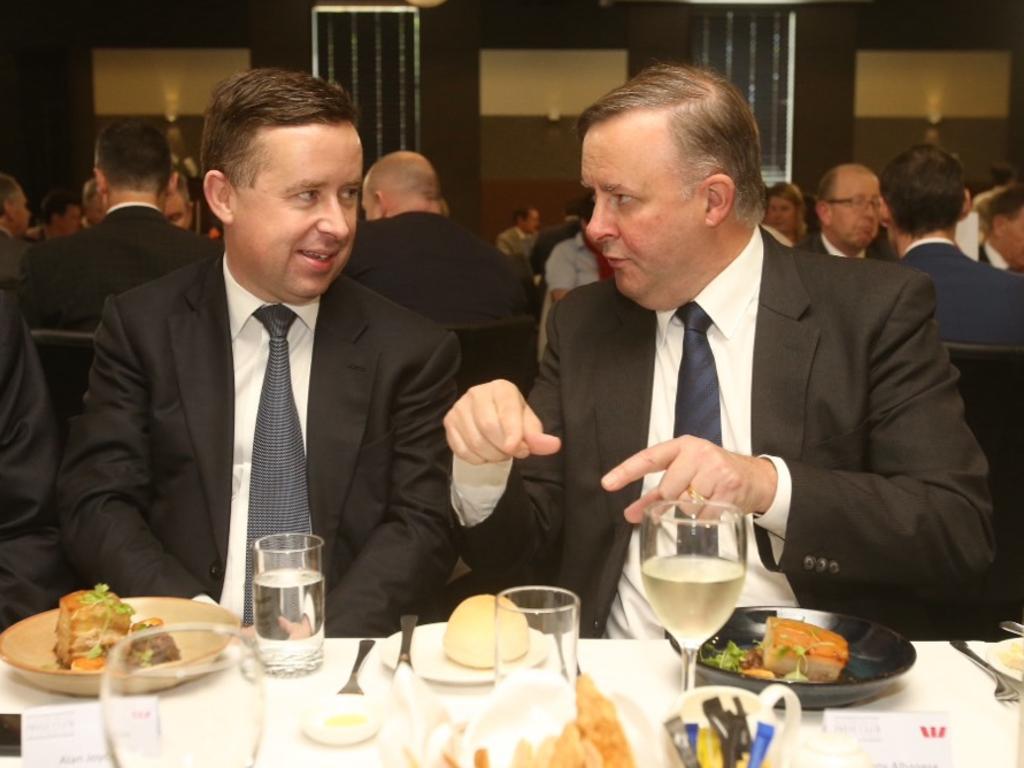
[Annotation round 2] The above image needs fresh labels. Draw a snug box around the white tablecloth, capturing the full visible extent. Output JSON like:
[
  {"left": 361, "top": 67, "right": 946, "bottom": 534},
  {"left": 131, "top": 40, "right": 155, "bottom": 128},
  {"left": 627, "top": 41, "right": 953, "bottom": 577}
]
[{"left": 0, "top": 639, "right": 1017, "bottom": 766}]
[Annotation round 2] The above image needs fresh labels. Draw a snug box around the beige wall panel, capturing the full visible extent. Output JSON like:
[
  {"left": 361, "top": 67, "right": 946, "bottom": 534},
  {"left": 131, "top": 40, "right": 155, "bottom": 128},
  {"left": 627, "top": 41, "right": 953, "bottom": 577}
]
[
  {"left": 855, "top": 50, "right": 1010, "bottom": 119},
  {"left": 480, "top": 49, "right": 627, "bottom": 117},
  {"left": 93, "top": 48, "right": 251, "bottom": 117}
]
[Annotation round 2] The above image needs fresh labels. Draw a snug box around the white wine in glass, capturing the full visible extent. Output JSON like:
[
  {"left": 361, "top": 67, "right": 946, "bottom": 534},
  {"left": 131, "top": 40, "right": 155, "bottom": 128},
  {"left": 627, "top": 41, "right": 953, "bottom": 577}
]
[{"left": 640, "top": 499, "right": 747, "bottom": 692}]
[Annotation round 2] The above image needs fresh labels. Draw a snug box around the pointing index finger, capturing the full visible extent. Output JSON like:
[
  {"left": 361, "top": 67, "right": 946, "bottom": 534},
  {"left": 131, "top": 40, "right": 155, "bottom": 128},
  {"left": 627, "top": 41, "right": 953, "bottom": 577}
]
[{"left": 601, "top": 441, "right": 681, "bottom": 491}]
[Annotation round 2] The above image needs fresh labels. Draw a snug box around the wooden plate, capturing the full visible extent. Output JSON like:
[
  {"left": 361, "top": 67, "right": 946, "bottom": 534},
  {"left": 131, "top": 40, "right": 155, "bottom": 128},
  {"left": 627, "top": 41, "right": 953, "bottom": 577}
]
[{"left": 0, "top": 597, "right": 240, "bottom": 696}]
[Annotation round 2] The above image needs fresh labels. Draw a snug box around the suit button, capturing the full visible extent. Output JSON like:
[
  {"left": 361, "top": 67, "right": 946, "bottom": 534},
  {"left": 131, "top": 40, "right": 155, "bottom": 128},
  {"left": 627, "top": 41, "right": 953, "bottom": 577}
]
[
  {"left": 815, "top": 557, "right": 828, "bottom": 573},
  {"left": 209, "top": 561, "right": 224, "bottom": 580},
  {"left": 803, "top": 555, "right": 816, "bottom": 571},
  {"left": 828, "top": 560, "right": 840, "bottom": 575}
]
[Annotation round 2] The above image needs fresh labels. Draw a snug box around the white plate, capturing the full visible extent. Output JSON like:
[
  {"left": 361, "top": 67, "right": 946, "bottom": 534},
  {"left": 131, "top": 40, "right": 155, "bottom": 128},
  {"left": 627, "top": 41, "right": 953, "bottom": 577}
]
[
  {"left": 987, "top": 638, "right": 1024, "bottom": 680},
  {"left": 379, "top": 622, "right": 549, "bottom": 685}
]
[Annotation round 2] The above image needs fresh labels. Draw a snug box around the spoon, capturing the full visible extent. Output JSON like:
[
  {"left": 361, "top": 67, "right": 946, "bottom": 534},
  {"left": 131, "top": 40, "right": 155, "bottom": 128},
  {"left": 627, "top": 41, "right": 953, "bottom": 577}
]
[
  {"left": 999, "top": 620, "right": 1024, "bottom": 638},
  {"left": 398, "top": 614, "right": 418, "bottom": 669},
  {"left": 338, "top": 639, "right": 375, "bottom": 695}
]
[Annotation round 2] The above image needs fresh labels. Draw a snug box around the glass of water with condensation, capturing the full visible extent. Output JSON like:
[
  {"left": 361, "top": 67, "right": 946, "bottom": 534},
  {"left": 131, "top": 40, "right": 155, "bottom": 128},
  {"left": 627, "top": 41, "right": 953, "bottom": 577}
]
[{"left": 252, "top": 533, "right": 325, "bottom": 676}]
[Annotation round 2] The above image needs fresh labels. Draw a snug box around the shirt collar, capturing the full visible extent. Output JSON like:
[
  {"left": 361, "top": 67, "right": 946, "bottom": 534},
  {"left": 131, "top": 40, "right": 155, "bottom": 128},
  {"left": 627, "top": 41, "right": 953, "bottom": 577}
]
[
  {"left": 222, "top": 256, "right": 320, "bottom": 341},
  {"left": 821, "top": 232, "right": 865, "bottom": 260},
  {"left": 984, "top": 241, "right": 1009, "bottom": 269},
  {"left": 906, "top": 236, "right": 956, "bottom": 254},
  {"left": 655, "top": 228, "right": 763, "bottom": 342},
  {"left": 106, "top": 202, "right": 163, "bottom": 215}
]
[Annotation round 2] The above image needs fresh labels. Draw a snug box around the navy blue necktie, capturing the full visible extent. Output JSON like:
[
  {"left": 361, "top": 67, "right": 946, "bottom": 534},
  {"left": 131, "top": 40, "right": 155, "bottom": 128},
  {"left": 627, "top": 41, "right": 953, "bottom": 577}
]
[
  {"left": 673, "top": 302, "right": 722, "bottom": 444},
  {"left": 243, "top": 304, "right": 312, "bottom": 626}
]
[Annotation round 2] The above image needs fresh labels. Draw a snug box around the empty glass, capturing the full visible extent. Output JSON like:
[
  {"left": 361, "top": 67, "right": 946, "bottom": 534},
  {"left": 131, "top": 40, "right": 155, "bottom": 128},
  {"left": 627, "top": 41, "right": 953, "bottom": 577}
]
[
  {"left": 101, "top": 624, "right": 264, "bottom": 768},
  {"left": 495, "top": 586, "right": 580, "bottom": 686}
]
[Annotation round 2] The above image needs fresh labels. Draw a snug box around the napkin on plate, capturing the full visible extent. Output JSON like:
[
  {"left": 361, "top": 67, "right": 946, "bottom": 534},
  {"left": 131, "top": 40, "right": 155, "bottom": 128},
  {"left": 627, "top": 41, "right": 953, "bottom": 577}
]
[{"left": 378, "top": 663, "right": 455, "bottom": 768}]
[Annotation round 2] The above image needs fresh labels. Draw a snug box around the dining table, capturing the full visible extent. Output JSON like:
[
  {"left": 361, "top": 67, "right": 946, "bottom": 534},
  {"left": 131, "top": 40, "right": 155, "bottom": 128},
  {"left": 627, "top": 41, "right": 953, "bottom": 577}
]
[{"left": 0, "top": 638, "right": 1017, "bottom": 767}]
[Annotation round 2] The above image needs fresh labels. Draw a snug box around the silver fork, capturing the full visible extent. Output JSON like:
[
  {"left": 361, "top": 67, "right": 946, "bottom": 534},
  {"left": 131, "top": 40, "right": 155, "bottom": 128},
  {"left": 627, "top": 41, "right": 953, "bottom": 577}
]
[
  {"left": 338, "top": 639, "right": 375, "bottom": 695},
  {"left": 949, "top": 640, "right": 1021, "bottom": 704}
]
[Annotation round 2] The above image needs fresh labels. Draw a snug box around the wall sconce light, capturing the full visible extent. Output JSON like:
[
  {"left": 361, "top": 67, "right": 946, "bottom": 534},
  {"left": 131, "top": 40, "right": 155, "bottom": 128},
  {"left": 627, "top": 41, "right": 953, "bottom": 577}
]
[{"left": 406, "top": 0, "right": 446, "bottom": 7}]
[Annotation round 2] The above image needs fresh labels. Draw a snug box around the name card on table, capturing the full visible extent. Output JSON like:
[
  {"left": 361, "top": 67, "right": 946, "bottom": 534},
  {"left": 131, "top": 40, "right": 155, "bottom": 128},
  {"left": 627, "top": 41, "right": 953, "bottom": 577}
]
[
  {"left": 823, "top": 710, "right": 953, "bottom": 768},
  {"left": 22, "top": 699, "right": 159, "bottom": 767}
]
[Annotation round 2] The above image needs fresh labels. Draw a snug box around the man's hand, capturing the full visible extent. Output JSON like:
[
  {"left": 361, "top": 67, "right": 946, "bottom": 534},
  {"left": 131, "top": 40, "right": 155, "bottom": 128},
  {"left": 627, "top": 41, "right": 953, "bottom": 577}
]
[
  {"left": 601, "top": 435, "right": 778, "bottom": 522},
  {"left": 443, "top": 379, "right": 561, "bottom": 464}
]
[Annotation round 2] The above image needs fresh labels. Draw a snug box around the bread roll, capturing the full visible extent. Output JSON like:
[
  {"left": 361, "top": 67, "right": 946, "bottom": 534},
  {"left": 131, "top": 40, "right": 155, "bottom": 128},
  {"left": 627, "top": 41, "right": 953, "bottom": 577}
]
[{"left": 443, "top": 594, "right": 529, "bottom": 669}]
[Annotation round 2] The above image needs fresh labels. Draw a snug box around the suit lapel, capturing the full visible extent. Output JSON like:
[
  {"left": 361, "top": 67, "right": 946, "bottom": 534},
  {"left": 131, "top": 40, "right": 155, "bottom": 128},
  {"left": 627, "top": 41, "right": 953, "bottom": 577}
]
[
  {"left": 751, "top": 235, "right": 818, "bottom": 460},
  {"left": 169, "top": 260, "right": 234, "bottom": 560},
  {"left": 305, "top": 279, "right": 372, "bottom": 558},
  {"left": 594, "top": 292, "right": 657, "bottom": 527}
]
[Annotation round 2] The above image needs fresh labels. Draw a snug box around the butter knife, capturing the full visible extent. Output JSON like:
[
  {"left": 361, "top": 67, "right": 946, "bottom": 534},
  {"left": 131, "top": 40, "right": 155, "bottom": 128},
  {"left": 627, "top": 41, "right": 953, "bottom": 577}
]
[{"left": 398, "top": 613, "right": 418, "bottom": 669}]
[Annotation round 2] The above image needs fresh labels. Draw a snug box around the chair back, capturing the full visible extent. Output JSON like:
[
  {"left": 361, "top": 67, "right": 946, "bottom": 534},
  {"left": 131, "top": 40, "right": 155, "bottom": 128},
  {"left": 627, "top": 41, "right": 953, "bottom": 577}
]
[
  {"left": 932, "top": 342, "right": 1024, "bottom": 637},
  {"left": 447, "top": 315, "right": 538, "bottom": 396},
  {"left": 30, "top": 329, "right": 94, "bottom": 445}
]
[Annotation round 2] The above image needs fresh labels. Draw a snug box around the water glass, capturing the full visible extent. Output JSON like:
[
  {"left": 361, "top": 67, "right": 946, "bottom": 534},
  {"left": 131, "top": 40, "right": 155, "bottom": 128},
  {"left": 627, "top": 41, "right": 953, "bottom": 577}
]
[
  {"left": 495, "top": 586, "right": 580, "bottom": 686},
  {"left": 252, "top": 533, "right": 325, "bottom": 676},
  {"left": 101, "top": 624, "right": 264, "bottom": 768}
]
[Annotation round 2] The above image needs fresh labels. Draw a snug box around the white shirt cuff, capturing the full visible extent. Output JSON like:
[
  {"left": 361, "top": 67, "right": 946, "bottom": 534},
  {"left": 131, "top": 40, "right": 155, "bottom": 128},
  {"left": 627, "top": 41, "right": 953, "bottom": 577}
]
[
  {"left": 193, "top": 593, "right": 217, "bottom": 605},
  {"left": 450, "top": 456, "right": 513, "bottom": 527},
  {"left": 755, "top": 455, "right": 792, "bottom": 560}
]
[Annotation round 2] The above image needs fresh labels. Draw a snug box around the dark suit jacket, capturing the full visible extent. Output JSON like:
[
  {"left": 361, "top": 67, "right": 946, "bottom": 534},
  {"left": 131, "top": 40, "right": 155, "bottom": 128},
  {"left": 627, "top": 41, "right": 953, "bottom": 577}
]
[
  {"left": 58, "top": 257, "right": 459, "bottom": 636},
  {"left": 903, "top": 241, "right": 1024, "bottom": 345},
  {"left": 346, "top": 212, "right": 529, "bottom": 326},
  {"left": 18, "top": 205, "right": 221, "bottom": 330},
  {"left": 0, "top": 291, "right": 77, "bottom": 629},
  {"left": 798, "top": 231, "right": 897, "bottom": 262},
  {"left": 458, "top": 234, "right": 992, "bottom": 638},
  {"left": 0, "top": 233, "right": 28, "bottom": 291}
]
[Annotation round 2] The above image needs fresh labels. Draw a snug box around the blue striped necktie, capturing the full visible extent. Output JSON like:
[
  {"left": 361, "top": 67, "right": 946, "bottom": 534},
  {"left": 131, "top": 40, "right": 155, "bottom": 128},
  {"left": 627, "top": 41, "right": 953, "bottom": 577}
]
[
  {"left": 243, "top": 304, "right": 312, "bottom": 625},
  {"left": 674, "top": 301, "right": 722, "bottom": 444}
]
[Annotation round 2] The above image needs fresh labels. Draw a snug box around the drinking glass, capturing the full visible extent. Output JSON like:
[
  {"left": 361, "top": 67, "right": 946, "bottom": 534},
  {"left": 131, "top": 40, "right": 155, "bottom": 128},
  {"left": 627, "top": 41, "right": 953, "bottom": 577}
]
[
  {"left": 101, "top": 624, "right": 263, "bottom": 768},
  {"left": 252, "top": 532, "right": 325, "bottom": 676},
  {"left": 640, "top": 499, "right": 747, "bottom": 692},
  {"left": 495, "top": 586, "right": 580, "bottom": 686}
]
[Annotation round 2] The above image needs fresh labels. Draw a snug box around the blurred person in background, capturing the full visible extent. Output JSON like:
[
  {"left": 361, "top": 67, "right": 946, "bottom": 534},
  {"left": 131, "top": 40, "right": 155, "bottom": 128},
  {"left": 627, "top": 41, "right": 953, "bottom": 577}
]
[{"left": 762, "top": 182, "right": 806, "bottom": 246}]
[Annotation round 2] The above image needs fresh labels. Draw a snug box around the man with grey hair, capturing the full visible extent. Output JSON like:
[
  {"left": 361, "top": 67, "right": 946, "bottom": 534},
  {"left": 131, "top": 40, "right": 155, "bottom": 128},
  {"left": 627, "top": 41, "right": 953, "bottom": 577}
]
[
  {"left": 347, "top": 150, "right": 527, "bottom": 325},
  {"left": 0, "top": 173, "right": 31, "bottom": 289},
  {"left": 444, "top": 63, "right": 991, "bottom": 639},
  {"left": 799, "top": 163, "right": 895, "bottom": 261}
]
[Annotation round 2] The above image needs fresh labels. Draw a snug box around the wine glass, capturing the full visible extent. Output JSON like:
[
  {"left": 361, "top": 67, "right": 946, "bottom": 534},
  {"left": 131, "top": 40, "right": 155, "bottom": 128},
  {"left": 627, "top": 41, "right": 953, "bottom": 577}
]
[
  {"left": 640, "top": 498, "right": 747, "bottom": 692},
  {"left": 101, "top": 623, "right": 264, "bottom": 767}
]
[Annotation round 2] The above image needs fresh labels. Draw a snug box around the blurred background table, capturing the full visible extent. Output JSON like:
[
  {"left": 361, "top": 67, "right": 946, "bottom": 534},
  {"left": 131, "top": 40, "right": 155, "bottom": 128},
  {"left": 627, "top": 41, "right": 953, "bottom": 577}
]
[{"left": 0, "top": 639, "right": 1016, "bottom": 766}]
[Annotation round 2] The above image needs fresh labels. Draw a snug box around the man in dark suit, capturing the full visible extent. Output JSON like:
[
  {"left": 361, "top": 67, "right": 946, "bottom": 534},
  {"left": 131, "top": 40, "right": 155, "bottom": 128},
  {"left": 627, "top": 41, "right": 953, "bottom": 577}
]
[
  {"left": 58, "top": 69, "right": 458, "bottom": 637},
  {"left": 0, "top": 292, "right": 77, "bottom": 629},
  {"left": 798, "top": 163, "right": 895, "bottom": 261},
  {"left": 348, "top": 150, "right": 529, "bottom": 325},
  {"left": 880, "top": 144, "right": 1024, "bottom": 346},
  {"left": 18, "top": 120, "right": 220, "bottom": 330},
  {"left": 979, "top": 183, "right": 1024, "bottom": 273},
  {"left": 443, "top": 65, "right": 991, "bottom": 639}
]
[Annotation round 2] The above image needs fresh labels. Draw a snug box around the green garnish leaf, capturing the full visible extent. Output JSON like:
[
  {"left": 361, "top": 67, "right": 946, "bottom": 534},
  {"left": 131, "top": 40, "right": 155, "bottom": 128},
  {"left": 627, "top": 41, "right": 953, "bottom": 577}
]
[
  {"left": 86, "top": 644, "right": 104, "bottom": 659},
  {"left": 700, "top": 641, "right": 748, "bottom": 672}
]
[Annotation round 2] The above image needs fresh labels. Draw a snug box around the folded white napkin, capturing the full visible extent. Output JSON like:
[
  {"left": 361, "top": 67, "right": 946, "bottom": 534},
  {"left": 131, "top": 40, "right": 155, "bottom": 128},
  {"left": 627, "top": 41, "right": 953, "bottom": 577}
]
[{"left": 378, "top": 663, "right": 455, "bottom": 768}]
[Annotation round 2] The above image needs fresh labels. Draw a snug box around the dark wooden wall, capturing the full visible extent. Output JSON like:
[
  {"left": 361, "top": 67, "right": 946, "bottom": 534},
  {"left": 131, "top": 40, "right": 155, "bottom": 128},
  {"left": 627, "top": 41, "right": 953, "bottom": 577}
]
[{"left": 2, "top": 0, "right": 1023, "bottom": 235}]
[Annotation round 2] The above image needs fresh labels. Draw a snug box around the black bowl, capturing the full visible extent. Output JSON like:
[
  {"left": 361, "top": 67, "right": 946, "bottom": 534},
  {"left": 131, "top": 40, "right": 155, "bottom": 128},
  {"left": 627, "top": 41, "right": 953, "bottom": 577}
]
[{"left": 694, "top": 606, "right": 917, "bottom": 709}]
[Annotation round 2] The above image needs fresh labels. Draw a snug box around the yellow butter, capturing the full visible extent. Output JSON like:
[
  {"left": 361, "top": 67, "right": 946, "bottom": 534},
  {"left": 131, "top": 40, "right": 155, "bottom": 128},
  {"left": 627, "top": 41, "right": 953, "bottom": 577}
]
[{"left": 325, "top": 712, "right": 369, "bottom": 728}]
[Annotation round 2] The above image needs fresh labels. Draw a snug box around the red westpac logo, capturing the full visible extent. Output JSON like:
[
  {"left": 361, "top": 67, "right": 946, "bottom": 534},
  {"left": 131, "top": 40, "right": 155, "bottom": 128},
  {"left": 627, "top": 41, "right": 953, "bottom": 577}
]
[{"left": 919, "top": 726, "right": 947, "bottom": 739}]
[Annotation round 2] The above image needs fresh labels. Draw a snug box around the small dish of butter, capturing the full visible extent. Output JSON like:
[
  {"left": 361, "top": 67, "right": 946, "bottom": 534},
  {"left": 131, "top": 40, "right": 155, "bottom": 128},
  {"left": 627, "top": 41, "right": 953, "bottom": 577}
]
[{"left": 302, "top": 693, "right": 383, "bottom": 746}]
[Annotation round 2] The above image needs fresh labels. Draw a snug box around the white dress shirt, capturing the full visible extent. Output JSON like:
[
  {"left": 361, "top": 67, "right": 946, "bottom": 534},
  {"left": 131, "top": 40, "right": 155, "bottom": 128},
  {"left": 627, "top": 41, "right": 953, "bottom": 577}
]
[
  {"left": 982, "top": 241, "right": 1010, "bottom": 270},
  {"left": 213, "top": 257, "right": 320, "bottom": 617},
  {"left": 821, "top": 232, "right": 865, "bottom": 260},
  {"left": 452, "top": 230, "right": 797, "bottom": 639}
]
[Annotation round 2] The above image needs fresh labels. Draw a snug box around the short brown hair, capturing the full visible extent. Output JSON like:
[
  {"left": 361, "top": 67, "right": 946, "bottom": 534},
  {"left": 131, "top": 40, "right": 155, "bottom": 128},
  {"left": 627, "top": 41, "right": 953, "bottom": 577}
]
[
  {"left": 577, "top": 63, "right": 764, "bottom": 225},
  {"left": 988, "top": 183, "right": 1024, "bottom": 222},
  {"left": 201, "top": 68, "right": 359, "bottom": 186}
]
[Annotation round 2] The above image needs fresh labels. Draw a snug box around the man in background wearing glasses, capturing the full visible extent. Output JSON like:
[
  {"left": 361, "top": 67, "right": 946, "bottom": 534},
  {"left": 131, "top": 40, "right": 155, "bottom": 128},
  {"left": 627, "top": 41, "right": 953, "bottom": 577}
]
[{"left": 799, "top": 163, "right": 896, "bottom": 261}]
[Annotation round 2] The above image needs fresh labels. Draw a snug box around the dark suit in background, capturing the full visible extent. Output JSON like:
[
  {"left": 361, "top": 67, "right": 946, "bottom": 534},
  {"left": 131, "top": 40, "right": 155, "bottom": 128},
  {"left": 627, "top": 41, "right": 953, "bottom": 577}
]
[
  {"left": 0, "top": 233, "right": 28, "bottom": 291},
  {"left": 798, "top": 231, "right": 897, "bottom": 261},
  {"left": 0, "top": 291, "right": 77, "bottom": 628},
  {"left": 58, "top": 257, "right": 459, "bottom": 636},
  {"left": 903, "top": 241, "right": 1024, "bottom": 345},
  {"left": 18, "top": 205, "right": 221, "bottom": 330},
  {"left": 459, "top": 237, "right": 991, "bottom": 638},
  {"left": 346, "top": 211, "right": 529, "bottom": 326}
]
